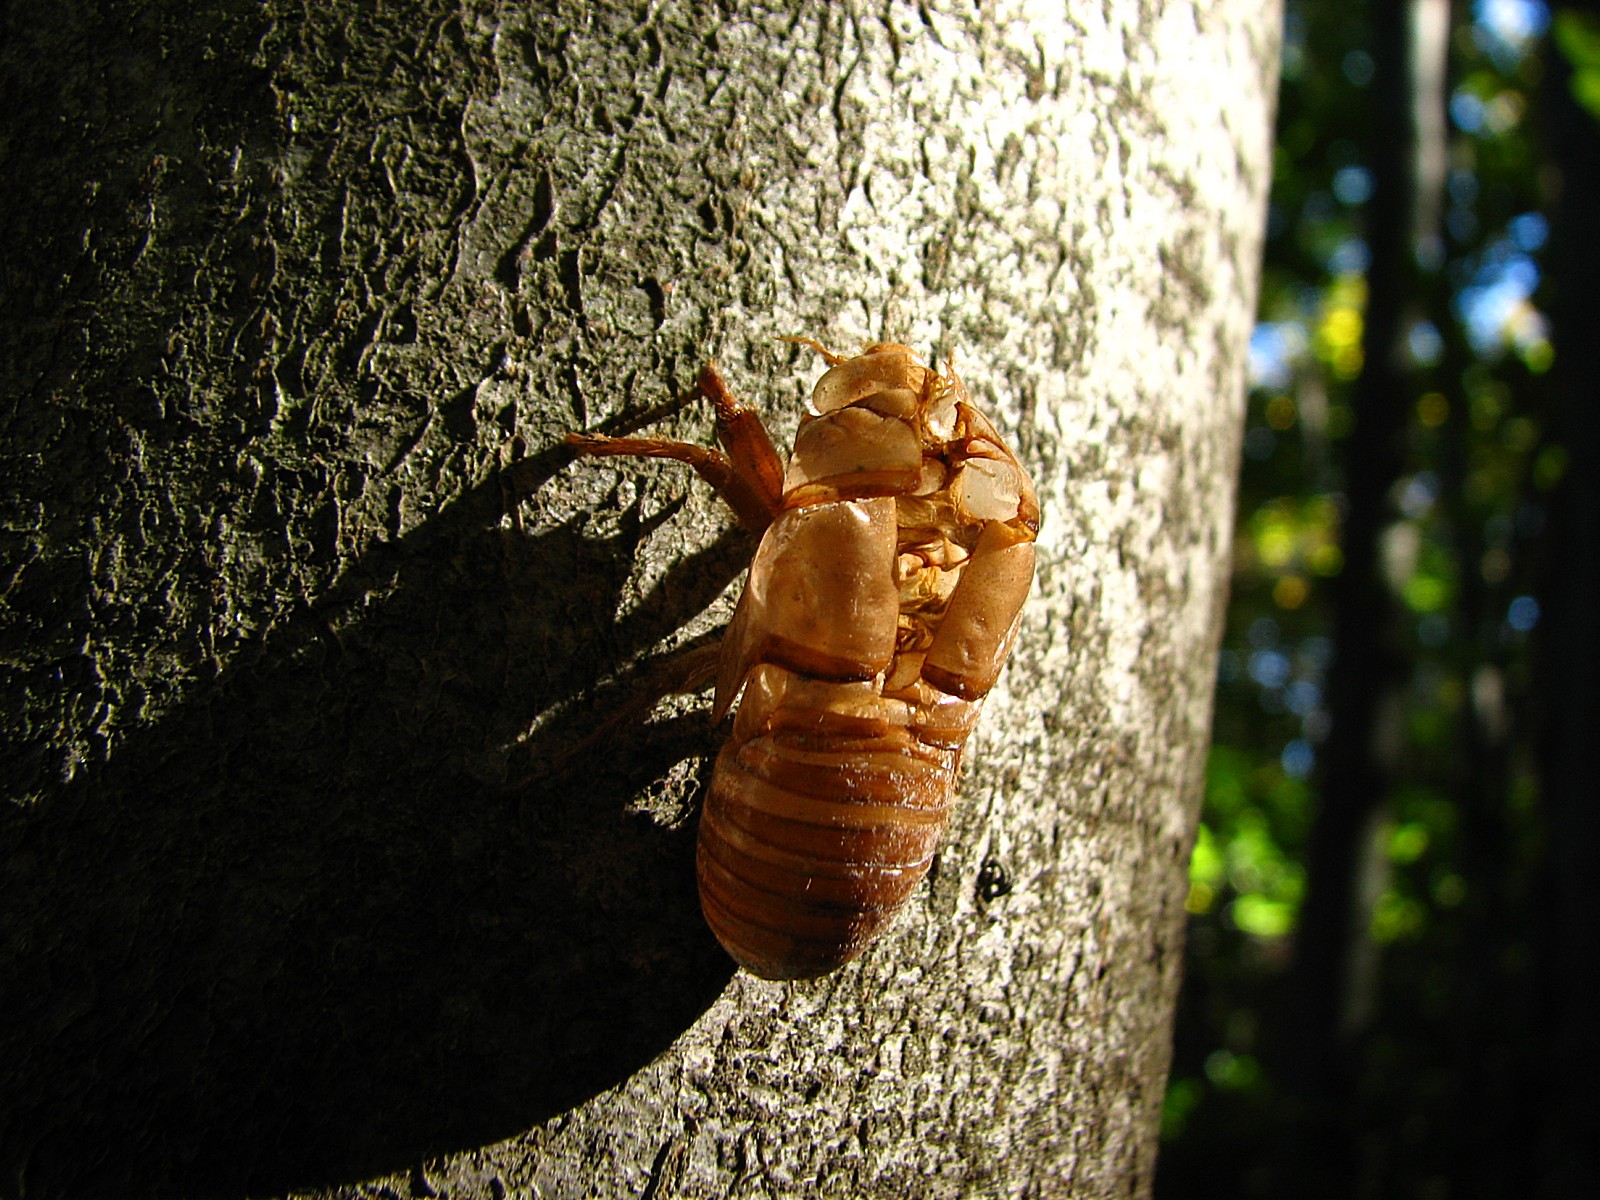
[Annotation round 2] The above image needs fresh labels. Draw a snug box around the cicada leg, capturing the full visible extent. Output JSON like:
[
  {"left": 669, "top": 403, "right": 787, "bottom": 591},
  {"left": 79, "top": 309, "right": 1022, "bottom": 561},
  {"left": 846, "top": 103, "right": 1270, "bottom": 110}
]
[{"left": 565, "top": 363, "right": 784, "bottom": 533}]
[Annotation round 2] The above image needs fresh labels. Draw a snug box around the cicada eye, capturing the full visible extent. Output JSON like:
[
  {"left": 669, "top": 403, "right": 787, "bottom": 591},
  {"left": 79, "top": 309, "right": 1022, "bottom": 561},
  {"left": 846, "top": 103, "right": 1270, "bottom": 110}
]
[{"left": 955, "top": 455, "right": 1027, "bottom": 523}]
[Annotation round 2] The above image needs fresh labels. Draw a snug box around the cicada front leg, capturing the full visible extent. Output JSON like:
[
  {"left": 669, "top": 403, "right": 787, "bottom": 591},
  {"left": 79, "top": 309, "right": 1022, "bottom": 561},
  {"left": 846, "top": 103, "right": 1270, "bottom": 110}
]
[{"left": 565, "top": 364, "right": 784, "bottom": 533}]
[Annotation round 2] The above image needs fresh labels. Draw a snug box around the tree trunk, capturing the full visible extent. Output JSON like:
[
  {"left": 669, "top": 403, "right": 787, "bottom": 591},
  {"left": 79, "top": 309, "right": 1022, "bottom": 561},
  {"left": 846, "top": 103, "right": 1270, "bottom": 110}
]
[
  {"left": 1532, "top": 10, "right": 1600, "bottom": 1194},
  {"left": 0, "top": 2, "right": 1278, "bottom": 1197},
  {"left": 1274, "top": 0, "right": 1445, "bottom": 1163}
]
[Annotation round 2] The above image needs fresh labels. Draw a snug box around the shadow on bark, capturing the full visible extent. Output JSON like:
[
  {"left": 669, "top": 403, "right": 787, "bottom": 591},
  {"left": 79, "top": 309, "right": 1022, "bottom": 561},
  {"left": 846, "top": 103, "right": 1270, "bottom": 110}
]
[{"left": 0, "top": 450, "right": 742, "bottom": 1198}]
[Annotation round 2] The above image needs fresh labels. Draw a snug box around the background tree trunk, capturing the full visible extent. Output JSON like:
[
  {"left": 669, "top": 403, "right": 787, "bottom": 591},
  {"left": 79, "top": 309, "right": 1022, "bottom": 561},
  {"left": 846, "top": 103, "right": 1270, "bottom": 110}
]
[
  {"left": 0, "top": 2, "right": 1278, "bottom": 1197},
  {"left": 1274, "top": 4, "right": 1446, "bottom": 1176},
  {"left": 1533, "top": 9, "right": 1600, "bottom": 1194}
]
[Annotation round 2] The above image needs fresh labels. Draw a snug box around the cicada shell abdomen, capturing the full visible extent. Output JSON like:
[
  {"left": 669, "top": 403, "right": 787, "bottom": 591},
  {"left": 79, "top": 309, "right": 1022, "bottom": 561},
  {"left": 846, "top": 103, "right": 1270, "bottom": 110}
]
[{"left": 700, "top": 344, "right": 1039, "bottom": 979}]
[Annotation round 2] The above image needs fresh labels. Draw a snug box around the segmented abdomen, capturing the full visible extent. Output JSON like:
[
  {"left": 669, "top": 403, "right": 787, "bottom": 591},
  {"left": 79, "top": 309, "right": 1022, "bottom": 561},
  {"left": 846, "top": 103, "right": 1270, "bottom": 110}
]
[{"left": 696, "top": 715, "right": 960, "bottom": 980}]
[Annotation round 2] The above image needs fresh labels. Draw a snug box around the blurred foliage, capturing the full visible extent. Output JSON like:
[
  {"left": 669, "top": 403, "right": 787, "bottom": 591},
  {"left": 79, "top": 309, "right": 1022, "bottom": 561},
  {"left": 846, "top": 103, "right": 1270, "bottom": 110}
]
[
  {"left": 1554, "top": 10, "right": 1600, "bottom": 115},
  {"left": 1158, "top": 1, "right": 1573, "bottom": 1194}
]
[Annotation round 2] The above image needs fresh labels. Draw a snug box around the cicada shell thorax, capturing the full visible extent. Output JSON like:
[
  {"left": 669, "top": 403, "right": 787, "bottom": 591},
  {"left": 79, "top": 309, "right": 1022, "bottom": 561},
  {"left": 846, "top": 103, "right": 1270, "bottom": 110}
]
[{"left": 698, "top": 343, "right": 1039, "bottom": 979}]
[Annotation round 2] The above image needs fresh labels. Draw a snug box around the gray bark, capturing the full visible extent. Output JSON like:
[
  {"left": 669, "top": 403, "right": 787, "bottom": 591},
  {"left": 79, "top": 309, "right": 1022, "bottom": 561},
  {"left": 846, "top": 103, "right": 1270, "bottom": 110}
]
[{"left": 0, "top": 2, "right": 1278, "bottom": 1198}]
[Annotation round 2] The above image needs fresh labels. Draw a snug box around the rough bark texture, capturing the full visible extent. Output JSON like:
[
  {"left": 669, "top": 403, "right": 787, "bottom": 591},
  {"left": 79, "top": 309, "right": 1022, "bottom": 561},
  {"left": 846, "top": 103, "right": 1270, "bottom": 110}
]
[{"left": 0, "top": 2, "right": 1277, "bottom": 1197}]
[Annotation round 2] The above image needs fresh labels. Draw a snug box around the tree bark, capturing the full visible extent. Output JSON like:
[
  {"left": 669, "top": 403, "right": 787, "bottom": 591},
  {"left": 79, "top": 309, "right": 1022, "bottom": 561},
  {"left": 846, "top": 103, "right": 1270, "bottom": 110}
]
[{"left": 0, "top": 2, "right": 1277, "bottom": 1197}]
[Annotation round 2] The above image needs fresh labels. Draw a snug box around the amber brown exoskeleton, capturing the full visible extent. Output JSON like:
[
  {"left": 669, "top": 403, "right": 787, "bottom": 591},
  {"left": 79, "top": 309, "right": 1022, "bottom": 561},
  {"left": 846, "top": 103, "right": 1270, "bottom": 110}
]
[{"left": 565, "top": 342, "right": 1039, "bottom": 979}]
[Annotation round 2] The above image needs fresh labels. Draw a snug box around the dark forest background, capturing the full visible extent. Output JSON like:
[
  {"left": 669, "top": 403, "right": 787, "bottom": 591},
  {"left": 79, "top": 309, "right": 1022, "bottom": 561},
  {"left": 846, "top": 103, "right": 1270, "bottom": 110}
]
[{"left": 1157, "top": 1, "right": 1599, "bottom": 1197}]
